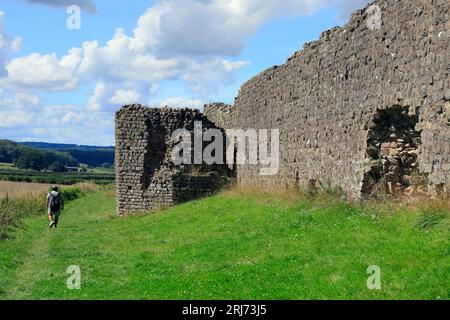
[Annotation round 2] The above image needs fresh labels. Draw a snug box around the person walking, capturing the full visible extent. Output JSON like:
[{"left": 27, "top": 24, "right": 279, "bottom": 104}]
[{"left": 46, "top": 186, "right": 64, "bottom": 228}]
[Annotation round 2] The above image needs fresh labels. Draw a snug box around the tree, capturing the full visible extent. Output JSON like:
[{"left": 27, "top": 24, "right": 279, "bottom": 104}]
[{"left": 48, "top": 161, "right": 66, "bottom": 172}]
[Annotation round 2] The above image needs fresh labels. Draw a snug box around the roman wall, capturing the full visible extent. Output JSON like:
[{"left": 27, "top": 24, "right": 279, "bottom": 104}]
[
  {"left": 115, "top": 104, "right": 230, "bottom": 214},
  {"left": 116, "top": 0, "right": 449, "bottom": 214},
  {"left": 231, "top": 0, "right": 449, "bottom": 198}
]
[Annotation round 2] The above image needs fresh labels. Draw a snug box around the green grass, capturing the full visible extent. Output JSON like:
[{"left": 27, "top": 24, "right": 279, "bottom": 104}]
[{"left": 0, "top": 189, "right": 448, "bottom": 300}]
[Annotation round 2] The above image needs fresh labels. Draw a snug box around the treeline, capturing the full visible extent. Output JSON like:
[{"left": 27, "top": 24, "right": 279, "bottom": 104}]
[
  {"left": 20, "top": 142, "right": 115, "bottom": 168},
  {"left": 64, "top": 149, "right": 114, "bottom": 168},
  {"left": 0, "top": 140, "right": 77, "bottom": 172}
]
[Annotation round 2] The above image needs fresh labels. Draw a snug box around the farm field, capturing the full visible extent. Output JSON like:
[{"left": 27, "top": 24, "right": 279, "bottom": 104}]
[
  {"left": 0, "top": 181, "right": 52, "bottom": 199},
  {"left": 0, "top": 187, "right": 448, "bottom": 300},
  {"left": 0, "top": 165, "right": 115, "bottom": 185}
]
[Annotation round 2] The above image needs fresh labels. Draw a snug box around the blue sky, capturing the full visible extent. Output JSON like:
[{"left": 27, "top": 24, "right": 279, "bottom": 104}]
[{"left": 0, "top": 0, "right": 370, "bottom": 146}]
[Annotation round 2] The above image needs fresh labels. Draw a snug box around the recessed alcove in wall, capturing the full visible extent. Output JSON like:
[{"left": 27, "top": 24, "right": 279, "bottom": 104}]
[{"left": 362, "top": 106, "right": 427, "bottom": 197}]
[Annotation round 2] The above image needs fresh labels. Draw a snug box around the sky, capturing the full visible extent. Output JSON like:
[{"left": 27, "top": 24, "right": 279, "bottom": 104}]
[{"left": 0, "top": 0, "right": 370, "bottom": 146}]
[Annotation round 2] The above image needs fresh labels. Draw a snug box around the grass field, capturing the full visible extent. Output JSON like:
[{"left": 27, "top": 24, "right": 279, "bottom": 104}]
[{"left": 0, "top": 188, "right": 448, "bottom": 300}]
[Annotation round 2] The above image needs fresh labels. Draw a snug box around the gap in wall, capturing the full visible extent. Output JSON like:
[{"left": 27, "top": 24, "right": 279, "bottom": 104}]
[{"left": 362, "top": 105, "right": 427, "bottom": 197}]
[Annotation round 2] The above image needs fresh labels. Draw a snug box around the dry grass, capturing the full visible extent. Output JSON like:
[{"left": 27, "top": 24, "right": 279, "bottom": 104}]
[
  {"left": 0, "top": 181, "right": 52, "bottom": 200},
  {"left": 72, "top": 182, "right": 101, "bottom": 193},
  {"left": 0, "top": 181, "right": 109, "bottom": 200},
  {"left": 222, "top": 183, "right": 326, "bottom": 208},
  {"left": 224, "top": 182, "right": 450, "bottom": 215},
  {"left": 361, "top": 188, "right": 450, "bottom": 216}
]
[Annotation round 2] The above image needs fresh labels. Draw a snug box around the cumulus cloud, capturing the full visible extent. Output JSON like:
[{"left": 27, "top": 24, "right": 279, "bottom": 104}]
[
  {"left": 86, "top": 81, "right": 153, "bottom": 111},
  {"left": 0, "top": 11, "right": 23, "bottom": 76},
  {"left": 183, "top": 58, "right": 250, "bottom": 96},
  {"left": 130, "top": 0, "right": 371, "bottom": 58},
  {"left": 0, "top": 88, "right": 114, "bottom": 144},
  {"left": 86, "top": 81, "right": 109, "bottom": 111},
  {"left": 0, "top": 92, "right": 38, "bottom": 128},
  {"left": 23, "top": 0, "right": 96, "bottom": 13},
  {"left": 130, "top": 0, "right": 324, "bottom": 57},
  {"left": 109, "top": 89, "right": 142, "bottom": 105},
  {"left": 154, "top": 97, "right": 204, "bottom": 109},
  {"left": 6, "top": 51, "right": 81, "bottom": 91},
  {"left": 4, "top": 12, "right": 250, "bottom": 101}
]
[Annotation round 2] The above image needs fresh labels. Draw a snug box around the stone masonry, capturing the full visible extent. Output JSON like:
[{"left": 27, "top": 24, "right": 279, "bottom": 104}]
[
  {"left": 115, "top": 105, "right": 231, "bottom": 214},
  {"left": 228, "top": 0, "right": 449, "bottom": 199},
  {"left": 204, "top": 103, "right": 234, "bottom": 130},
  {"left": 116, "top": 0, "right": 449, "bottom": 214}
]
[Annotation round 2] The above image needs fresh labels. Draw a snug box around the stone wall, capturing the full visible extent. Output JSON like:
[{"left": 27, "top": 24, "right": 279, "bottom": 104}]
[
  {"left": 231, "top": 0, "right": 449, "bottom": 198},
  {"left": 115, "top": 104, "right": 230, "bottom": 214},
  {"left": 116, "top": 0, "right": 449, "bottom": 215},
  {"left": 203, "top": 103, "right": 234, "bottom": 129}
]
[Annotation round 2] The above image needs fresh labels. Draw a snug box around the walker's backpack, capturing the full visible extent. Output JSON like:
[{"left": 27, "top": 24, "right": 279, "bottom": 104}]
[{"left": 50, "top": 193, "right": 62, "bottom": 212}]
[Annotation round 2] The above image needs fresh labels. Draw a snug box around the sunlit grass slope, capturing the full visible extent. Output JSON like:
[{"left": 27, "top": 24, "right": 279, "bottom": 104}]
[{"left": 0, "top": 188, "right": 448, "bottom": 300}]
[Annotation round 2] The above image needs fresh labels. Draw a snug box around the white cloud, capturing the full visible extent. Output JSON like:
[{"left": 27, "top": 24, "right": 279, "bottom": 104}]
[
  {"left": 77, "top": 29, "right": 182, "bottom": 84},
  {"left": 131, "top": 0, "right": 323, "bottom": 57},
  {"left": 183, "top": 58, "right": 250, "bottom": 96},
  {"left": 129, "top": 0, "right": 370, "bottom": 58},
  {"left": 10, "top": 37, "right": 23, "bottom": 52},
  {"left": 0, "top": 109, "right": 34, "bottom": 128},
  {"left": 14, "top": 92, "right": 40, "bottom": 108},
  {"left": 154, "top": 97, "right": 204, "bottom": 109},
  {"left": 6, "top": 51, "right": 81, "bottom": 90},
  {"left": 0, "top": 88, "right": 114, "bottom": 144},
  {"left": 109, "top": 89, "right": 142, "bottom": 105},
  {"left": 61, "top": 110, "right": 84, "bottom": 124},
  {"left": 86, "top": 81, "right": 150, "bottom": 111},
  {"left": 4, "top": 17, "right": 249, "bottom": 100},
  {"left": 86, "top": 81, "right": 109, "bottom": 111},
  {"left": 0, "top": 11, "right": 23, "bottom": 76}
]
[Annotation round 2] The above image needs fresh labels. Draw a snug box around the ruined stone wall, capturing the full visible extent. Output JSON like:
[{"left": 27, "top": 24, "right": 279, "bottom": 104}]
[
  {"left": 115, "top": 104, "right": 230, "bottom": 214},
  {"left": 232, "top": 0, "right": 449, "bottom": 198},
  {"left": 204, "top": 103, "right": 234, "bottom": 129},
  {"left": 116, "top": 0, "right": 449, "bottom": 215}
]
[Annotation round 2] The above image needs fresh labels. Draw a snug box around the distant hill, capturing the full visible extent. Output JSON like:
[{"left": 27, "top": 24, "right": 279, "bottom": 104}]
[
  {"left": 19, "top": 142, "right": 115, "bottom": 168},
  {"left": 20, "top": 142, "right": 115, "bottom": 152},
  {"left": 0, "top": 141, "right": 115, "bottom": 168},
  {"left": 0, "top": 140, "right": 77, "bottom": 171}
]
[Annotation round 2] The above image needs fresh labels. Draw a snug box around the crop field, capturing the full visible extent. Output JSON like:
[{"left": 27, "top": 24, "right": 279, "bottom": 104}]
[
  {"left": 0, "top": 167, "right": 115, "bottom": 185},
  {"left": 0, "top": 181, "right": 52, "bottom": 200}
]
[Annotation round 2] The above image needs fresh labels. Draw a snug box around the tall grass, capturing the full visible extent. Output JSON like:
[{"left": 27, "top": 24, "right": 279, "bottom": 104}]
[
  {"left": 224, "top": 182, "right": 450, "bottom": 219},
  {"left": 223, "top": 182, "right": 347, "bottom": 208}
]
